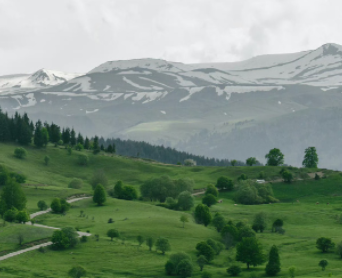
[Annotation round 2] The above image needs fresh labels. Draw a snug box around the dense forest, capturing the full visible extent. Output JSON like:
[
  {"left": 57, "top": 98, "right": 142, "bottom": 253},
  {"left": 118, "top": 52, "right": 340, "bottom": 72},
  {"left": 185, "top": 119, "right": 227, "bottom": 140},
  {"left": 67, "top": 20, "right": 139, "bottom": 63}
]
[{"left": 0, "top": 108, "right": 244, "bottom": 166}]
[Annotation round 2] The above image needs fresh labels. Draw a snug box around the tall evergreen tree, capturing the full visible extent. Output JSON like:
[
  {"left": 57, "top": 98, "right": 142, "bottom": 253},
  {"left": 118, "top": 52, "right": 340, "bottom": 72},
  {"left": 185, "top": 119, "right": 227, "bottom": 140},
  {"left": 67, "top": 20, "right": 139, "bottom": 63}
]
[
  {"left": 93, "top": 184, "right": 106, "bottom": 206},
  {"left": 18, "top": 122, "right": 32, "bottom": 145},
  {"left": 41, "top": 127, "right": 49, "bottom": 147},
  {"left": 77, "top": 133, "right": 84, "bottom": 145},
  {"left": 70, "top": 129, "right": 76, "bottom": 146},
  {"left": 93, "top": 136, "right": 99, "bottom": 150},
  {"left": 50, "top": 123, "right": 61, "bottom": 143},
  {"left": 34, "top": 120, "right": 44, "bottom": 148},
  {"left": 84, "top": 137, "right": 90, "bottom": 149},
  {"left": 265, "top": 245, "right": 281, "bottom": 276},
  {"left": 62, "top": 128, "right": 71, "bottom": 145}
]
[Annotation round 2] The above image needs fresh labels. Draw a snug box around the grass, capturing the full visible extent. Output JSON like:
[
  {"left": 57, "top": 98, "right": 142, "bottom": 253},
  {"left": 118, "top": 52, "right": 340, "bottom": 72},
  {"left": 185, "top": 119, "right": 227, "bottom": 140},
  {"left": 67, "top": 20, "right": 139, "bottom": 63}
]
[
  {"left": 1, "top": 142, "right": 342, "bottom": 277},
  {"left": 0, "top": 223, "right": 53, "bottom": 255}
]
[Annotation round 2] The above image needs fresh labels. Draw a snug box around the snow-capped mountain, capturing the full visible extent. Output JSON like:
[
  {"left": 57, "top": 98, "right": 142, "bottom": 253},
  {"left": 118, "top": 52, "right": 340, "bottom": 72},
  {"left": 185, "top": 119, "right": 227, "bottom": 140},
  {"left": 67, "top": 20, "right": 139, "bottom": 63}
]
[
  {"left": 0, "top": 69, "right": 82, "bottom": 94},
  {"left": 2, "top": 43, "right": 342, "bottom": 169}
]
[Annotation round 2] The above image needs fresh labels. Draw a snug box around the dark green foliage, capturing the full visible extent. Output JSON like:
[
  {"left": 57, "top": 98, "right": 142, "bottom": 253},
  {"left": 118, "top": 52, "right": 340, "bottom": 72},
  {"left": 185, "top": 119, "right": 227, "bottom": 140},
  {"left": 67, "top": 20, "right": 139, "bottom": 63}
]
[
  {"left": 302, "top": 146, "right": 319, "bottom": 168},
  {"left": 265, "top": 245, "right": 281, "bottom": 276},
  {"left": 61, "top": 227, "right": 79, "bottom": 247},
  {"left": 176, "top": 259, "right": 193, "bottom": 278},
  {"left": 77, "top": 154, "right": 88, "bottom": 166},
  {"left": 227, "top": 265, "right": 242, "bottom": 276},
  {"left": 315, "top": 173, "right": 320, "bottom": 180},
  {"left": 15, "top": 210, "right": 30, "bottom": 223},
  {"left": 51, "top": 230, "right": 70, "bottom": 249},
  {"left": 68, "top": 179, "right": 83, "bottom": 189},
  {"left": 77, "top": 133, "right": 84, "bottom": 145},
  {"left": 137, "top": 235, "right": 144, "bottom": 246},
  {"left": 80, "top": 236, "right": 87, "bottom": 243},
  {"left": 201, "top": 272, "right": 212, "bottom": 278},
  {"left": 156, "top": 237, "right": 171, "bottom": 254},
  {"left": 37, "top": 200, "right": 48, "bottom": 211},
  {"left": 75, "top": 143, "right": 84, "bottom": 151},
  {"left": 282, "top": 170, "right": 293, "bottom": 183},
  {"left": 319, "top": 259, "right": 328, "bottom": 271},
  {"left": 258, "top": 171, "right": 266, "bottom": 179},
  {"left": 316, "top": 237, "right": 335, "bottom": 253},
  {"left": 90, "top": 170, "right": 108, "bottom": 190},
  {"left": 206, "top": 239, "right": 224, "bottom": 255},
  {"left": 44, "top": 155, "right": 50, "bottom": 166},
  {"left": 202, "top": 194, "right": 217, "bottom": 207},
  {"left": 146, "top": 237, "right": 154, "bottom": 251},
  {"left": 196, "top": 242, "right": 215, "bottom": 262},
  {"left": 3, "top": 208, "right": 18, "bottom": 222},
  {"left": 114, "top": 181, "right": 123, "bottom": 198},
  {"left": 265, "top": 148, "right": 284, "bottom": 166},
  {"left": 272, "top": 219, "right": 284, "bottom": 233},
  {"left": 216, "top": 176, "right": 234, "bottom": 191},
  {"left": 205, "top": 184, "right": 218, "bottom": 197},
  {"left": 246, "top": 157, "right": 258, "bottom": 166},
  {"left": 84, "top": 137, "right": 90, "bottom": 149},
  {"left": 221, "top": 224, "right": 239, "bottom": 244},
  {"left": 237, "top": 174, "right": 248, "bottom": 181},
  {"left": 50, "top": 198, "right": 61, "bottom": 213},
  {"left": 9, "top": 172, "right": 26, "bottom": 183},
  {"left": 107, "top": 229, "right": 119, "bottom": 241},
  {"left": 165, "top": 252, "right": 191, "bottom": 276},
  {"left": 68, "top": 266, "right": 87, "bottom": 278},
  {"left": 50, "top": 198, "right": 70, "bottom": 214},
  {"left": 212, "top": 213, "right": 226, "bottom": 232},
  {"left": 236, "top": 237, "right": 266, "bottom": 269},
  {"left": 177, "top": 191, "right": 194, "bottom": 211},
  {"left": 14, "top": 147, "right": 27, "bottom": 159},
  {"left": 93, "top": 184, "right": 106, "bottom": 206},
  {"left": 140, "top": 176, "right": 194, "bottom": 202},
  {"left": 62, "top": 128, "right": 71, "bottom": 145},
  {"left": 253, "top": 212, "right": 267, "bottom": 233},
  {"left": 197, "top": 255, "right": 207, "bottom": 271},
  {"left": 237, "top": 225, "right": 256, "bottom": 241},
  {"left": 194, "top": 204, "right": 211, "bottom": 226},
  {"left": 234, "top": 180, "right": 278, "bottom": 205},
  {"left": 0, "top": 180, "right": 26, "bottom": 215},
  {"left": 70, "top": 129, "right": 76, "bottom": 146}
]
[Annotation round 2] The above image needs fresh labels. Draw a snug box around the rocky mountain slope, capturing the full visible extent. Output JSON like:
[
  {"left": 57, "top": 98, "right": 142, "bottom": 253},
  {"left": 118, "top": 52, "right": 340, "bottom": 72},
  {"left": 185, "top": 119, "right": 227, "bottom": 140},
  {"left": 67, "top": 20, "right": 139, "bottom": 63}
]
[{"left": 1, "top": 43, "right": 342, "bottom": 169}]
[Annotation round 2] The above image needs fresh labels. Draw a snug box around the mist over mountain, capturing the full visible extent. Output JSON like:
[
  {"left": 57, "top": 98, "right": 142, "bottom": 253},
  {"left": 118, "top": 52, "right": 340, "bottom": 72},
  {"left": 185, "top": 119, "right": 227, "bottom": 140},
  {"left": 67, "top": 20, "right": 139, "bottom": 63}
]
[{"left": 1, "top": 43, "right": 342, "bottom": 169}]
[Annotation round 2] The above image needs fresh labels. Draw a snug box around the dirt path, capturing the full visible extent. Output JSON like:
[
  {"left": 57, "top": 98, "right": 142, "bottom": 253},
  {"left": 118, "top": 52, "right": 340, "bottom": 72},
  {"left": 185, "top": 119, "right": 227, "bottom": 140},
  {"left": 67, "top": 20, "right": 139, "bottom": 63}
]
[{"left": 0, "top": 197, "right": 91, "bottom": 262}]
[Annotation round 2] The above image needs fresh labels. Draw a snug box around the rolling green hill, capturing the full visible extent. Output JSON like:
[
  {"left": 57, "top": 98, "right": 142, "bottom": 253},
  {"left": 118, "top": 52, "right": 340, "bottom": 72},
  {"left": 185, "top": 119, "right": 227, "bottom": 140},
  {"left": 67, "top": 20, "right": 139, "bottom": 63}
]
[{"left": 1, "top": 143, "right": 342, "bottom": 277}]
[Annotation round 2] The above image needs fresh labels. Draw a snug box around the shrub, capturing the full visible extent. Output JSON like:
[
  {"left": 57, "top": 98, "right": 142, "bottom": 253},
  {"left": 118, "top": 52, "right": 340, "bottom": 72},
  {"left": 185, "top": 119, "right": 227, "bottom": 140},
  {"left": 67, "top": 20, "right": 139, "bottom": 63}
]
[
  {"left": 14, "top": 148, "right": 27, "bottom": 159},
  {"left": 165, "top": 252, "right": 191, "bottom": 276},
  {"left": 16, "top": 210, "right": 30, "bottom": 223},
  {"left": 68, "top": 266, "right": 87, "bottom": 278},
  {"left": 205, "top": 185, "right": 218, "bottom": 197},
  {"left": 77, "top": 154, "right": 89, "bottom": 166},
  {"left": 184, "top": 159, "right": 196, "bottom": 166},
  {"left": 9, "top": 172, "right": 26, "bottom": 183},
  {"left": 196, "top": 242, "right": 215, "bottom": 262},
  {"left": 194, "top": 204, "right": 211, "bottom": 226},
  {"left": 80, "top": 236, "right": 88, "bottom": 243},
  {"left": 237, "top": 174, "right": 248, "bottom": 181},
  {"left": 216, "top": 176, "right": 234, "bottom": 191},
  {"left": 3, "top": 208, "right": 18, "bottom": 222},
  {"left": 227, "top": 265, "right": 242, "bottom": 276},
  {"left": 316, "top": 237, "right": 335, "bottom": 253},
  {"left": 44, "top": 155, "right": 50, "bottom": 166},
  {"left": 201, "top": 272, "right": 212, "bottom": 278},
  {"left": 68, "top": 179, "right": 83, "bottom": 189},
  {"left": 177, "top": 191, "right": 194, "bottom": 211}
]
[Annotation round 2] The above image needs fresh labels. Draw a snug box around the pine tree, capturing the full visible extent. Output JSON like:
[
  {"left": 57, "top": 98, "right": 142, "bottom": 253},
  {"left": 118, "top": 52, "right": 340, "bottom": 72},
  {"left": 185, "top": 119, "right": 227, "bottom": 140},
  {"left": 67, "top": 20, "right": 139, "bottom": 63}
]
[
  {"left": 70, "top": 129, "right": 76, "bottom": 146},
  {"left": 93, "top": 136, "right": 99, "bottom": 150},
  {"left": 77, "top": 133, "right": 84, "bottom": 145},
  {"left": 265, "top": 245, "right": 281, "bottom": 276},
  {"left": 50, "top": 123, "right": 61, "bottom": 143},
  {"left": 34, "top": 120, "right": 44, "bottom": 148},
  {"left": 18, "top": 122, "right": 32, "bottom": 145},
  {"left": 62, "top": 128, "right": 71, "bottom": 145},
  {"left": 84, "top": 137, "right": 90, "bottom": 149}
]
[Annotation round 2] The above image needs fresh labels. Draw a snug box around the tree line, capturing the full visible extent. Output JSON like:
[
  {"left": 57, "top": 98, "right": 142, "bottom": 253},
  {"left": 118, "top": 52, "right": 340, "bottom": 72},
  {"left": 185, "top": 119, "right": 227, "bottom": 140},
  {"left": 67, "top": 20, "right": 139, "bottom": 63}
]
[{"left": 0, "top": 108, "right": 244, "bottom": 166}]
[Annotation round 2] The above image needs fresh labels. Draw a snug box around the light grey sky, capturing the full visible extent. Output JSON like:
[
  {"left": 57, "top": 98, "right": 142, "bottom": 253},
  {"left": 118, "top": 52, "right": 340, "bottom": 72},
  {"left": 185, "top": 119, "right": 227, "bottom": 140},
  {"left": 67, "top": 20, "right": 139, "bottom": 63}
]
[{"left": 0, "top": 0, "right": 340, "bottom": 75}]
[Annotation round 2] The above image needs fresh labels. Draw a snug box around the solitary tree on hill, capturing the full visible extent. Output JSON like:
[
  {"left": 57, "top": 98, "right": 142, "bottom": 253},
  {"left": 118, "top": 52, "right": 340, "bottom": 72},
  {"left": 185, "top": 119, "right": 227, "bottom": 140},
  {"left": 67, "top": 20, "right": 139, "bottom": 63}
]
[
  {"left": 302, "top": 147, "right": 319, "bottom": 168},
  {"left": 316, "top": 237, "right": 335, "bottom": 253},
  {"left": 246, "top": 157, "right": 258, "bottom": 166},
  {"left": 319, "top": 259, "right": 328, "bottom": 271},
  {"left": 265, "top": 148, "right": 284, "bottom": 166},
  {"left": 93, "top": 184, "right": 106, "bottom": 206},
  {"left": 156, "top": 237, "right": 171, "bottom": 254}
]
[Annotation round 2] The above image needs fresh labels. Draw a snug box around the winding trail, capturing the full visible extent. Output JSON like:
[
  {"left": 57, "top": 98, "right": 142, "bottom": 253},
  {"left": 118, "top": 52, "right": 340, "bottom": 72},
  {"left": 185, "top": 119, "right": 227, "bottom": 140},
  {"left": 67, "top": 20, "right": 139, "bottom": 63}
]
[{"left": 0, "top": 197, "right": 91, "bottom": 261}]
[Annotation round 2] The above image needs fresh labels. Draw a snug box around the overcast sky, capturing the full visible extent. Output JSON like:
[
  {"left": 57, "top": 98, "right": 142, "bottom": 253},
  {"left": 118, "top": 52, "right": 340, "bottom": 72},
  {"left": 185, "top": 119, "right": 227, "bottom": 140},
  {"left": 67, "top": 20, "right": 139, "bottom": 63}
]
[{"left": 0, "top": 0, "right": 341, "bottom": 75}]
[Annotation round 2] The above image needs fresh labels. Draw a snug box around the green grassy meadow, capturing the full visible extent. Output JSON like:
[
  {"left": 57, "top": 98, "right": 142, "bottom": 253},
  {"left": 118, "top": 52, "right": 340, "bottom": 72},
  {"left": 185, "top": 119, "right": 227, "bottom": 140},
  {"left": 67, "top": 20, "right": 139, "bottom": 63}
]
[{"left": 1, "top": 142, "right": 342, "bottom": 277}]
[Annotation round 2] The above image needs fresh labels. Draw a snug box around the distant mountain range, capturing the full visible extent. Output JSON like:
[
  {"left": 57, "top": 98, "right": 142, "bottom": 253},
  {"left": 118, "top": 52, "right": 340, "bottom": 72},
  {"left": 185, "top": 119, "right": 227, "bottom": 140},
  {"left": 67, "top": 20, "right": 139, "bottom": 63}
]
[{"left": 1, "top": 43, "right": 342, "bottom": 169}]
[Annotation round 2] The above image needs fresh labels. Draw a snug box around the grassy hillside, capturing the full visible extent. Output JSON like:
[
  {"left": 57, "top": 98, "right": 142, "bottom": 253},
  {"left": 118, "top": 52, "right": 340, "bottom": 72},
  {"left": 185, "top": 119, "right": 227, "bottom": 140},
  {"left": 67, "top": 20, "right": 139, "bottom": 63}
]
[{"left": 1, "top": 143, "right": 342, "bottom": 277}]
